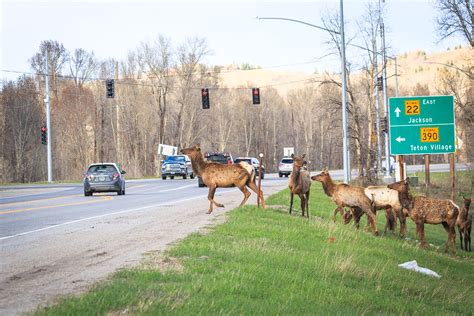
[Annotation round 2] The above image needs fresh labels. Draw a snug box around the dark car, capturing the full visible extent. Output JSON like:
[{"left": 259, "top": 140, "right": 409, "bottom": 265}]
[
  {"left": 161, "top": 155, "right": 194, "bottom": 180},
  {"left": 234, "top": 157, "right": 265, "bottom": 179},
  {"left": 83, "top": 163, "right": 126, "bottom": 196},
  {"left": 198, "top": 152, "right": 233, "bottom": 187}
]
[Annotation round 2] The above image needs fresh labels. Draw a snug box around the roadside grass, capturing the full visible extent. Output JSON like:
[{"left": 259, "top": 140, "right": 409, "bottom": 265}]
[{"left": 35, "top": 172, "right": 474, "bottom": 315}]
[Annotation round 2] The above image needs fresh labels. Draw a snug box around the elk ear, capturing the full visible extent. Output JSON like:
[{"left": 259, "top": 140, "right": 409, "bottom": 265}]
[
  {"left": 404, "top": 177, "right": 410, "bottom": 185},
  {"left": 195, "top": 144, "right": 201, "bottom": 152},
  {"left": 302, "top": 154, "right": 306, "bottom": 159}
]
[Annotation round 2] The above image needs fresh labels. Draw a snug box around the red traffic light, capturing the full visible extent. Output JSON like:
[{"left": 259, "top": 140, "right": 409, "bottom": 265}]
[
  {"left": 252, "top": 88, "right": 260, "bottom": 105},
  {"left": 41, "top": 126, "right": 47, "bottom": 132}
]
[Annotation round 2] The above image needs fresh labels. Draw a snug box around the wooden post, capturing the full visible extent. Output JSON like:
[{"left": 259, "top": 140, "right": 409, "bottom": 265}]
[
  {"left": 450, "top": 153, "right": 455, "bottom": 201},
  {"left": 398, "top": 155, "right": 405, "bottom": 181},
  {"left": 257, "top": 153, "right": 263, "bottom": 208},
  {"left": 424, "top": 154, "right": 430, "bottom": 195}
]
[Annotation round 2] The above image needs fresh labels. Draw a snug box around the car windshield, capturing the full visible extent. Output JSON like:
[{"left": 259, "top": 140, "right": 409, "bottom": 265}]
[
  {"left": 281, "top": 159, "right": 293, "bottom": 164},
  {"left": 88, "top": 165, "right": 116, "bottom": 174},
  {"left": 166, "top": 156, "right": 185, "bottom": 162},
  {"left": 235, "top": 158, "right": 251, "bottom": 164},
  {"left": 208, "top": 155, "right": 228, "bottom": 164}
]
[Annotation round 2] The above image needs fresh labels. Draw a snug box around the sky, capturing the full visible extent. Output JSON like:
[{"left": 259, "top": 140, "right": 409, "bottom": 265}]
[{"left": 0, "top": 0, "right": 464, "bottom": 82}]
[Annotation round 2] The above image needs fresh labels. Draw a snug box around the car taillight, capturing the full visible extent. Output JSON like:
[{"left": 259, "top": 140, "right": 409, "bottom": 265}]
[
  {"left": 227, "top": 160, "right": 232, "bottom": 165},
  {"left": 113, "top": 173, "right": 119, "bottom": 180},
  {"left": 87, "top": 174, "right": 93, "bottom": 181},
  {"left": 279, "top": 163, "right": 283, "bottom": 167}
]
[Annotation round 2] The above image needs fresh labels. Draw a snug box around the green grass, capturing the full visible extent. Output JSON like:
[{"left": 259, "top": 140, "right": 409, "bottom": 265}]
[{"left": 35, "top": 173, "right": 474, "bottom": 315}]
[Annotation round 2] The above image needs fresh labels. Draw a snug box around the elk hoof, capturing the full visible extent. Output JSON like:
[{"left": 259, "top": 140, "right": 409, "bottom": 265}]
[
  {"left": 207, "top": 210, "right": 213, "bottom": 214},
  {"left": 216, "top": 203, "right": 224, "bottom": 208},
  {"left": 374, "top": 231, "right": 379, "bottom": 237}
]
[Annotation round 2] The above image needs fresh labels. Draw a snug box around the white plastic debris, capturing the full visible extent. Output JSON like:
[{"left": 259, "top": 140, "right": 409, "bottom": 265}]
[{"left": 398, "top": 260, "right": 441, "bottom": 278}]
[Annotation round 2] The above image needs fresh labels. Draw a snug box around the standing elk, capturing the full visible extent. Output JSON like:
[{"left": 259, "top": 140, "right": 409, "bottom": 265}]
[
  {"left": 311, "top": 168, "right": 379, "bottom": 236},
  {"left": 388, "top": 179, "right": 459, "bottom": 254},
  {"left": 180, "top": 144, "right": 265, "bottom": 214},
  {"left": 288, "top": 154, "right": 311, "bottom": 217},
  {"left": 456, "top": 196, "right": 472, "bottom": 251}
]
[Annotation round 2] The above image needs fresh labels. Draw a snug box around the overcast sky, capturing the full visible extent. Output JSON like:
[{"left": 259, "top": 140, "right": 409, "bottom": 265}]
[{"left": 0, "top": 0, "right": 464, "bottom": 82}]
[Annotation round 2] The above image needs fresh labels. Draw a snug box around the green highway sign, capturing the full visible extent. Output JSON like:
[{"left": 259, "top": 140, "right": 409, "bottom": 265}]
[{"left": 389, "top": 95, "right": 455, "bottom": 155}]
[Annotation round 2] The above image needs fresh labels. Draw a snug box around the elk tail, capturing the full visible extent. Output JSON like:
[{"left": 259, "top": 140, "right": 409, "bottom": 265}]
[{"left": 239, "top": 161, "right": 256, "bottom": 183}]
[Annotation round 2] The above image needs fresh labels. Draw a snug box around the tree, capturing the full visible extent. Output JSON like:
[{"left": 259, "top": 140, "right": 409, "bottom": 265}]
[
  {"left": 435, "top": 0, "right": 473, "bottom": 47},
  {"left": 68, "top": 48, "right": 97, "bottom": 88}
]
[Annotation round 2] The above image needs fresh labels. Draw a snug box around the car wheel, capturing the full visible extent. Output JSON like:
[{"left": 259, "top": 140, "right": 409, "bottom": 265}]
[
  {"left": 170, "top": 176, "right": 174, "bottom": 179},
  {"left": 183, "top": 173, "right": 187, "bottom": 179},
  {"left": 162, "top": 176, "right": 166, "bottom": 180},
  {"left": 261, "top": 172, "right": 265, "bottom": 180},
  {"left": 279, "top": 173, "right": 282, "bottom": 178},
  {"left": 190, "top": 173, "right": 195, "bottom": 179},
  {"left": 84, "top": 190, "right": 92, "bottom": 197},
  {"left": 122, "top": 188, "right": 126, "bottom": 195},
  {"left": 117, "top": 190, "right": 123, "bottom": 196}
]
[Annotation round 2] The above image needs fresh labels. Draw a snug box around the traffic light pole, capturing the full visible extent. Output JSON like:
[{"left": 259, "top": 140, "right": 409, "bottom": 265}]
[{"left": 45, "top": 53, "right": 53, "bottom": 183}]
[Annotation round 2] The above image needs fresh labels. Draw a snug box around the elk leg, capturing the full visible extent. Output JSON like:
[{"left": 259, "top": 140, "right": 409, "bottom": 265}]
[
  {"left": 417, "top": 222, "right": 427, "bottom": 248},
  {"left": 207, "top": 186, "right": 216, "bottom": 214},
  {"left": 237, "top": 185, "right": 251, "bottom": 206},
  {"left": 450, "top": 225, "right": 456, "bottom": 255},
  {"left": 300, "top": 194, "right": 306, "bottom": 217},
  {"left": 459, "top": 227, "right": 464, "bottom": 251},
  {"left": 333, "top": 206, "right": 343, "bottom": 222},
  {"left": 365, "top": 209, "right": 379, "bottom": 236},
  {"left": 247, "top": 181, "right": 266, "bottom": 209},
  {"left": 467, "top": 229, "right": 471, "bottom": 252},
  {"left": 305, "top": 191, "right": 310, "bottom": 218},
  {"left": 397, "top": 208, "right": 407, "bottom": 238},
  {"left": 289, "top": 192, "right": 294, "bottom": 215},
  {"left": 441, "top": 222, "right": 451, "bottom": 253}
]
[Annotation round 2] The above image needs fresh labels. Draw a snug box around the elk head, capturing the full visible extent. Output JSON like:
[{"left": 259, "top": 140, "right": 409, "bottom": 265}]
[
  {"left": 180, "top": 143, "right": 201, "bottom": 157},
  {"left": 291, "top": 154, "right": 306, "bottom": 170},
  {"left": 387, "top": 178, "right": 410, "bottom": 193},
  {"left": 311, "top": 167, "right": 329, "bottom": 182}
]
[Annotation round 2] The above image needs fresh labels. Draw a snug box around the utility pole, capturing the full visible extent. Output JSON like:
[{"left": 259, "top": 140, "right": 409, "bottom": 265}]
[
  {"left": 45, "top": 53, "right": 53, "bottom": 183},
  {"left": 380, "top": 0, "right": 391, "bottom": 179},
  {"left": 114, "top": 62, "right": 121, "bottom": 164},
  {"left": 374, "top": 41, "right": 382, "bottom": 175},
  {"left": 340, "top": 0, "right": 350, "bottom": 183}
]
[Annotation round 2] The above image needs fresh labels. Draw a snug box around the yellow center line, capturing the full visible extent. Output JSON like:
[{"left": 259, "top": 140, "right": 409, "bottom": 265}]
[
  {"left": 0, "top": 183, "right": 145, "bottom": 207},
  {"left": 0, "top": 194, "right": 82, "bottom": 207},
  {"left": 0, "top": 196, "right": 113, "bottom": 215}
]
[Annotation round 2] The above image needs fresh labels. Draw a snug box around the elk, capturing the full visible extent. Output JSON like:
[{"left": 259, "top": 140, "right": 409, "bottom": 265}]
[
  {"left": 311, "top": 169, "right": 378, "bottom": 236},
  {"left": 456, "top": 196, "right": 471, "bottom": 251},
  {"left": 288, "top": 154, "right": 311, "bottom": 217},
  {"left": 343, "top": 186, "right": 407, "bottom": 236},
  {"left": 388, "top": 179, "right": 459, "bottom": 254},
  {"left": 180, "top": 144, "right": 265, "bottom": 214}
]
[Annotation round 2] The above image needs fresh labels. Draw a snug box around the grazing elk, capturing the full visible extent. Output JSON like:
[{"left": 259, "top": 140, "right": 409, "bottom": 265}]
[
  {"left": 343, "top": 186, "right": 407, "bottom": 236},
  {"left": 456, "top": 196, "right": 472, "bottom": 251},
  {"left": 180, "top": 144, "right": 265, "bottom": 214},
  {"left": 311, "top": 168, "right": 379, "bottom": 236},
  {"left": 288, "top": 154, "right": 311, "bottom": 217},
  {"left": 388, "top": 179, "right": 459, "bottom": 254}
]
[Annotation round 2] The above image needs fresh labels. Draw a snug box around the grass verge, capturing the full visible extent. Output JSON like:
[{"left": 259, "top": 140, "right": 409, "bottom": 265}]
[{"left": 35, "top": 172, "right": 474, "bottom": 315}]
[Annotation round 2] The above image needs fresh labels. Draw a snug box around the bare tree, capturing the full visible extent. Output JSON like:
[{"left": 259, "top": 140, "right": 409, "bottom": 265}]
[
  {"left": 68, "top": 48, "right": 97, "bottom": 88},
  {"left": 435, "top": 0, "right": 473, "bottom": 47}
]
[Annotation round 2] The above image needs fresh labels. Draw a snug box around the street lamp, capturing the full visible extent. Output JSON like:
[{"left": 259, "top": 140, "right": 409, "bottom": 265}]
[{"left": 257, "top": 0, "right": 351, "bottom": 183}]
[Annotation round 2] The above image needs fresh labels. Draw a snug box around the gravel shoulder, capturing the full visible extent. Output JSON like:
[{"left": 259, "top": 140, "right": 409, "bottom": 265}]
[{"left": 0, "top": 180, "right": 286, "bottom": 316}]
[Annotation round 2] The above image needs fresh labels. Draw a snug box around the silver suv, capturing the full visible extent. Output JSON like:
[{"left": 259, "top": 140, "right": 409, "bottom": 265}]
[{"left": 278, "top": 157, "right": 293, "bottom": 177}]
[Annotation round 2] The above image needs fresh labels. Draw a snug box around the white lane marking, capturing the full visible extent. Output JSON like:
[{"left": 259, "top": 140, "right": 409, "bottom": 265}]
[
  {"left": 133, "top": 183, "right": 196, "bottom": 193},
  {"left": 0, "top": 189, "right": 238, "bottom": 241}
]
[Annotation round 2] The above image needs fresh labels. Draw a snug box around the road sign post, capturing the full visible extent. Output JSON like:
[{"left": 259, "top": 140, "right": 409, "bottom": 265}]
[{"left": 389, "top": 96, "right": 455, "bottom": 156}]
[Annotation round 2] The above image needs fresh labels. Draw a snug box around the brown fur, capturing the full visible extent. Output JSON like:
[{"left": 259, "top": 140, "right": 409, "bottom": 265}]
[
  {"left": 343, "top": 206, "right": 396, "bottom": 234},
  {"left": 388, "top": 179, "right": 459, "bottom": 254},
  {"left": 311, "top": 168, "right": 379, "bottom": 236},
  {"left": 288, "top": 154, "right": 311, "bottom": 217},
  {"left": 180, "top": 144, "right": 265, "bottom": 214},
  {"left": 456, "top": 196, "right": 472, "bottom": 251}
]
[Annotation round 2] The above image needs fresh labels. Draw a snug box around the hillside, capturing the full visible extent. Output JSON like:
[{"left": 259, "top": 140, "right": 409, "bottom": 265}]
[{"left": 218, "top": 46, "right": 472, "bottom": 96}]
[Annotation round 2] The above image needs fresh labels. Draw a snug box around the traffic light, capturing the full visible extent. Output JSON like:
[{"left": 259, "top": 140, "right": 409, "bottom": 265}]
[
  {"left": 380, "top": 116, "right": 388, "bottom": 133},
  {"left": 252, "top": 88, "right": 260, "bottom": 105},
  {"left": 201, "top": 88, "right": 210, "bottom": 109},
  {"left": 106, "top": 79, "right": 115, "bottom": 98},
  {"left": 41, "top": 126, "right": 47, "bottom": 145},
  {"left": 377, "top": 77, "right": 383, "bottom": 91}
]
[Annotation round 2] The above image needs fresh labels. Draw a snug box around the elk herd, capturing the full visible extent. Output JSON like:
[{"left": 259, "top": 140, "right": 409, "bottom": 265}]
[{"left": 180, "top": 145, "right": 471, "bottom": 255}]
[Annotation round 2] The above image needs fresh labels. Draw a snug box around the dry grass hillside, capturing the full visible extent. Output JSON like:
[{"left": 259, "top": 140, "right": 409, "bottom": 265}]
[{"left": 219, "top": 46, "right": 472, "bottom": 96}]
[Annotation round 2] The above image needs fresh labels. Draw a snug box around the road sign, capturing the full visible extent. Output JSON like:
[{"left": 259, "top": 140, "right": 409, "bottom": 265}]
[
  {"left": 283, "top": 147, "right": 294, "bottom": 157},
  {"left": 389, "top": 95, "right": 455, "bottom": 155}
]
